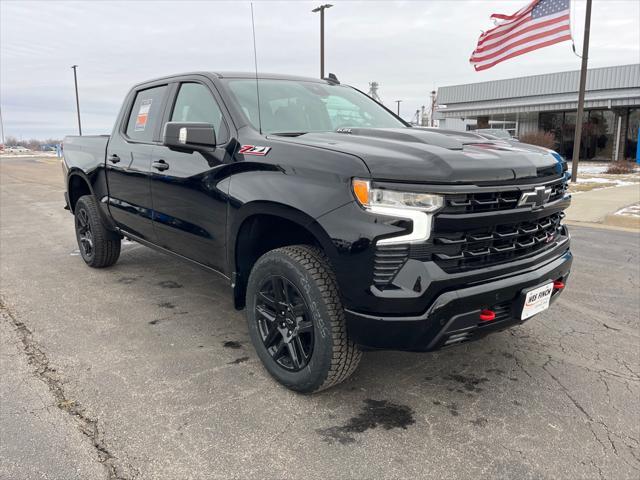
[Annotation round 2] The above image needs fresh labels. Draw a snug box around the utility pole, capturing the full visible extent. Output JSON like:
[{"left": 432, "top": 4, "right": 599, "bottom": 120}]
[
  {"left": 570, "top": 0, "right": 592, "bottom": 183},
  {"left": 430, "top": 90, "right": 437, "bottom": 127},
  {"left": 312, "top": 4, "right": 333, "bottom": 79},
  {"left": 395, "top": 100, "right": 402, "bottom": 117},
  {"left": 71, "top": 65, "right": 82, "bottom": 136}
]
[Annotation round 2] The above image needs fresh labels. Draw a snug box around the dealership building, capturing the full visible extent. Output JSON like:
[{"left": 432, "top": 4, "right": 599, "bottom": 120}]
[{"left": 436, "top": 64, "right": 640, "bottom": 161}]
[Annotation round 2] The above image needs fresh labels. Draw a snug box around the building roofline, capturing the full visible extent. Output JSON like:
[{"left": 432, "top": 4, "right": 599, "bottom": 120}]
[{"left": 438, "top": 63, "right": 639, "bottom": 91}]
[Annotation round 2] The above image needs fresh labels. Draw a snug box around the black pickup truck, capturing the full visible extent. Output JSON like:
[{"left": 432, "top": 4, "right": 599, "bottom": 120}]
[{"left": 63, "top": 72, "right": 572, "bottom": 393}]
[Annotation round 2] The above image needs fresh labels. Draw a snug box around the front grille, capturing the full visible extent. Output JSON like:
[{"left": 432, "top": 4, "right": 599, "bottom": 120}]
[
  {"left": 371, "top": 180, "right": 570, "bottom": 288},
  {"left": 442, "top": 180, "right": 567, "bottom": 214},
  {"left": 415, "top": 212, "right": 566, "bottom": 273},
  {"left": 373, "top": 245, "right": 409, "bottom": 287}
]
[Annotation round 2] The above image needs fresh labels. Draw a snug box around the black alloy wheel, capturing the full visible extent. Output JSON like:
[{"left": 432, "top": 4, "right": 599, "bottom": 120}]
[
  {"left": 246, "top": 245, "right": 362, "bottom": 393},
  {"left": 255, "top": 275, "right": 314, "bottom": 372},
  {"left": 75, "top": 207, "right": 94, "bottom": 261},
  {"left": 73, "top": 195, "right": 121, "bottom": 268}
]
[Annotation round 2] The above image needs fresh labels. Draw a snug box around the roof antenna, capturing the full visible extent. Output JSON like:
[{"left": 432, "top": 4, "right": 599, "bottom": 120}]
[{"left": 250, "top": 3, "right": 262, "bottom": 134}]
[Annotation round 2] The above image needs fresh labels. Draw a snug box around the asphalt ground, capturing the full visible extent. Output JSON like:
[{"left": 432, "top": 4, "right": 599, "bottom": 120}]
[{"left": 1, "top": 156, "right": 639, "bottom": 480}]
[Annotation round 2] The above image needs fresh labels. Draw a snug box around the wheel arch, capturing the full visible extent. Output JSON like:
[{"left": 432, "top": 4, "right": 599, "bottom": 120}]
[
  {"left": 67, "top": 170, "right": 94, "bottom": 213},
  {"left": 229, "top": 201, "right": 338, "bottom": 310},
  {"left": 67, "top": 169, "right": 118, "bottom": 233}
]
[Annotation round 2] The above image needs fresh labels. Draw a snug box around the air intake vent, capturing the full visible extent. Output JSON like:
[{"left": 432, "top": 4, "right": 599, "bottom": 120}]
[{"left": 373, "top": 245, "right": 409, "bottom": 288}]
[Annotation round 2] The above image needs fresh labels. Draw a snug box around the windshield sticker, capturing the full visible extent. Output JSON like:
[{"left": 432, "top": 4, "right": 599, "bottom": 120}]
[
  {"left": 239, "top": 145, "right": 271, "bottom": 156},
  {"left": 135, "top": 99, "right": 152, "bottom": 131}
]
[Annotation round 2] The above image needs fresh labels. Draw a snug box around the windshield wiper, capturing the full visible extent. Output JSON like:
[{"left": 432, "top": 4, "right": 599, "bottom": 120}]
[{"left": 270, "top": 132, "right": 308, "bottom": 137}]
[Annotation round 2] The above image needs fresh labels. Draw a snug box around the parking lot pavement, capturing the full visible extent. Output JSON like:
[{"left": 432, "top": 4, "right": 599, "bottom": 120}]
[{"left": 1, "top": 156, "right": 639, "bottom": 480}]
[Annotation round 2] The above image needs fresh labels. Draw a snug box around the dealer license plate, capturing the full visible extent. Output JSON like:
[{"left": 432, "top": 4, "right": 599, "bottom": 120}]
[{"left": 521, "top": 282, "right": 554, "bottom": 320}]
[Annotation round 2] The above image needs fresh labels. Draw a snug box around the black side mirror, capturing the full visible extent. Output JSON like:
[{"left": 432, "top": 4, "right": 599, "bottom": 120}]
[{"left": 163, "top": 122, "right": 216, "bottom": 150}]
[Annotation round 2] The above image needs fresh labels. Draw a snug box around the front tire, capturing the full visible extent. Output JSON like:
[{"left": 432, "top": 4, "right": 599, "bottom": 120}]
[
  {"left": 74, "top": 195, "right": 121, "bottom": 268},
  {"left": 246, "top": 245, "right": 362, "bottom": 393}
]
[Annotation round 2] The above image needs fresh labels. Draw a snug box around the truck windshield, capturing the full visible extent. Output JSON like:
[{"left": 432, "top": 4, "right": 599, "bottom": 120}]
[{"left": 223, "top": 79, "right": 405, "bottom": 135}]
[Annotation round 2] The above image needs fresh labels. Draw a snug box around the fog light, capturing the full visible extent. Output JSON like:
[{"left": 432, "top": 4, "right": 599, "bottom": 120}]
[{"left": 553, "top": 280, "right": 565, "bottom": 290}]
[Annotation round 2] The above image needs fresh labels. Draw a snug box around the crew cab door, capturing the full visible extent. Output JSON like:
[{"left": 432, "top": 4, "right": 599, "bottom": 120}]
[
  {"left": 149, "top": 80, "right": 232, "bottom": 273},
  {"left": 106, "top": 84, "right": 169, "bottom": 242}
]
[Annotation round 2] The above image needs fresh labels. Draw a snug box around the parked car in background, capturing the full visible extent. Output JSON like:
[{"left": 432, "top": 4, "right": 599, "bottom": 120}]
[
  {"left": 475, "top": 128, "right": 517, "bottom": 140},
  {"left": 4, "top": 146, "right": 30, "bottom": 153}
]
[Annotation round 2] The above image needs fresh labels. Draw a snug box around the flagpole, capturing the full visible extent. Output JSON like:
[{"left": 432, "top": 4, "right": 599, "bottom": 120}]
[{"left": 570, "top": 0, "right": 592, "bottom": 183}]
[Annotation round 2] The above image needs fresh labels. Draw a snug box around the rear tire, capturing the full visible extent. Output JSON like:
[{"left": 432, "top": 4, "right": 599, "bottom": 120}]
[
  {"left": 246, "top": 245, "right": 362, "bottom": 393},
  {"left": 74, "top": 195, "right": 121, "bottom": 268}
]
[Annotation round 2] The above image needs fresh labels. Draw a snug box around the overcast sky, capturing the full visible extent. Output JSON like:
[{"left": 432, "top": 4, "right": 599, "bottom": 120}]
[{"left": 1, "top": 0, "right": 638, "bottom": 139}]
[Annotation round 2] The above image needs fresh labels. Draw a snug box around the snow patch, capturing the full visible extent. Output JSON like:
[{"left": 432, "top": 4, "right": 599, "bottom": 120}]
[
  {"left": 615, "top": 204, "right": 640, "bottom": 217},
  {"left": 576, "top": 177, "right": 634, "bottom": 187}
]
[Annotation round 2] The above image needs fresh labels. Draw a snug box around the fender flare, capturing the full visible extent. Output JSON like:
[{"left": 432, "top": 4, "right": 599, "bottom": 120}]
[
  {"left": 67, "top": 169, "right": 118, "bottom": 232},
  {"left": 67, "top": 169, "right": 97, "bottom": 210},
  {"left": 228, "top": 200, "right": 338, "bottom": 273}
]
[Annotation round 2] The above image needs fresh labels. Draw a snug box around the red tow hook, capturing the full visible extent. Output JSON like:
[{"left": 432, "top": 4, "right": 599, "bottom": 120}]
[
  {"left": 479, "top": 309, "right": 496, "bottom": 322},
  {"left": 553, "top": 280, "right": 565, "bottom": 290}
]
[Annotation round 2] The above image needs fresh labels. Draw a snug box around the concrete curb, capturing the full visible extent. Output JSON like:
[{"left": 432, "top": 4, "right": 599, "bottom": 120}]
[
  {"left": 604, "top": 214, "right": 640, "bottom": 229},
  {"left": 565, "top": 220, "right": 640, "bottom": 233}
]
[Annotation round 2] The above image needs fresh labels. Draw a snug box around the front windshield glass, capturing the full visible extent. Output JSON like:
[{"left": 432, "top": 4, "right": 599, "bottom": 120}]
[{"left": 223, "top": 79, "right": 405, "bottom": 134}]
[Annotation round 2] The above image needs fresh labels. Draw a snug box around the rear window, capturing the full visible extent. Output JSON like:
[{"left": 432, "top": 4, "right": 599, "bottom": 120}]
[{"left": 125, "top": 85, "right": 167, "bottom": 142}]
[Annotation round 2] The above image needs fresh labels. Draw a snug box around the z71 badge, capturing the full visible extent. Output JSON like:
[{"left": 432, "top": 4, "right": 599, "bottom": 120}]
[{"left": 239, "top": 145, "right": 271, "bottom": 156}]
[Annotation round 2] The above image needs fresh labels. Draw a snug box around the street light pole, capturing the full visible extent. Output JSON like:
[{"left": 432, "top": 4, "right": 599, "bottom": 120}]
[
  {"left": 395, "top": 100, "right": 402, "bottom": 117},
  {"left": 312, "top": 4, "right": 333, "bottom": 79},
  {"left": 71, "top": 65, "right": 82, "bottom": 136}
]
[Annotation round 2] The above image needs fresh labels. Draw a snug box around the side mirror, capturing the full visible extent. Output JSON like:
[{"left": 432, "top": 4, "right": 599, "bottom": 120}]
[{"left": 163, "top": 122, "right": 216, "bottom": 150}]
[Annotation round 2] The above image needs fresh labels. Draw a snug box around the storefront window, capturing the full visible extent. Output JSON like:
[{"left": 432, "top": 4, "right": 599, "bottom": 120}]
[
  {"left": 539, "top": 111, "right": 564, "bottom": 153},
  {"left": 561, "top": 112, "right": 577, "bottom": 158},
  {"left": 588, "top": 110, "right": 615, "bottom": 160},
  {"left": 539, "top": 109, "right": 619, "bottom": 161},
  {"left": 627, "top": 108, "right": 639, "bottom": 160}
]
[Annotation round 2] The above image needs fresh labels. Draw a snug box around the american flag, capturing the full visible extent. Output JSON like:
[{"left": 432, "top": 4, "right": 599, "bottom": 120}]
[{"left": 470, "top": 0, "right": 572, "bottom": 71}]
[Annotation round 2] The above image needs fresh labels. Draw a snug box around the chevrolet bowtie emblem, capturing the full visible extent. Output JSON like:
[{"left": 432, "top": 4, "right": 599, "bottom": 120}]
[{"left": 518, "top": 186, "right": 552, "bottom": 209}]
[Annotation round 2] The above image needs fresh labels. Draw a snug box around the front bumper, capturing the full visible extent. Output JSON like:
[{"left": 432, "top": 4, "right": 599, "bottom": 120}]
[{"left": 344, "top": 249, "right": 572, "bottom": 351}]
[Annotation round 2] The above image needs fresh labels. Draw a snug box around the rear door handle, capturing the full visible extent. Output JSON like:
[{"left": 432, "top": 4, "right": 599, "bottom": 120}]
[
  {"left": 152, "top": 160, "right": 169, "bottom": 171},
  {"left": 108, "top": 154, "right": 121, "bottom": 164}
]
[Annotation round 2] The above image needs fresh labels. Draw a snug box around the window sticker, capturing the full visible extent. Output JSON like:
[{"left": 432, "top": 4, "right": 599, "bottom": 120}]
[{"left": 135, "top": 99, "right": 152, "bottom": 131}]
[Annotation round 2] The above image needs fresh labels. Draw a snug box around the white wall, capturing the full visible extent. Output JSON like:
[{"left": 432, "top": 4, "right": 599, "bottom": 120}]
[
  {"left": 437, "top": 117, "right": 476, "bottom": 131},
  {"left": 438, "top": 112, "right": 540, "bottom": 136},
  {"left": 515, "top": 112, "right": 539, "bottom": 136}
]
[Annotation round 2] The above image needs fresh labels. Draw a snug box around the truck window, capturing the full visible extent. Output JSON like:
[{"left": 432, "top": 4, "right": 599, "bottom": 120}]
[
  {"left": 125, "top": 85, "right": 167, "bottom": 142},
  {"left": 223, "top": 79, "right": 405, "bottom": 134},
  {"left": 170, "top": 83, "right": 228, "bottom": 143}
]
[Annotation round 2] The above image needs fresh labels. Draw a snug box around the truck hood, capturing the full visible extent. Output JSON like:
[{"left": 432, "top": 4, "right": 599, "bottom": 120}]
[{"left": 269, "top": 128, "right": 561, "bottom": 184}]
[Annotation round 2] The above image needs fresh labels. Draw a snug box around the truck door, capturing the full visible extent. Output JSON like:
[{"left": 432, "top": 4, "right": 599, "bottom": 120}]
[
  {"left": 149, "top": 81, "right": 231, "bottom": 273},
  {"left": 106, "top": 84, "right": 169, "bottom": 243}
]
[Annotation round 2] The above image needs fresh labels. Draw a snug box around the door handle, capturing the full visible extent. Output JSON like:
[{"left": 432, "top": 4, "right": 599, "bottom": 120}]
[
  {"left": 108, "top": 154, "right": 121, "bottom": 164},
  {"left": 152, "top": 160, "right": 169, "bottom": 171}
]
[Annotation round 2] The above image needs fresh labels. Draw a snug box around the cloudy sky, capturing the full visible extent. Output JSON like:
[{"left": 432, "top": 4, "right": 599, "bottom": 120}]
[{"left": 1, "top": 0, "right": 638, "bottom": 139}]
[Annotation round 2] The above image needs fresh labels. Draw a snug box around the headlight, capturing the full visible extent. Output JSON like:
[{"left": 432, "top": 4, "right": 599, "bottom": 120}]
[
  {"left": 352, "top": 179, "right": 443, "bottom": 245},
  {"left": 352, "top": 179, "right": 443, "bottom": 212}
]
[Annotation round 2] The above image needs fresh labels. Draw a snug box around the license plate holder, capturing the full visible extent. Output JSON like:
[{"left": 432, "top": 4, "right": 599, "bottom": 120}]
[{"left": 520, "top": 282, "right": 554, "bottom": 320}]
